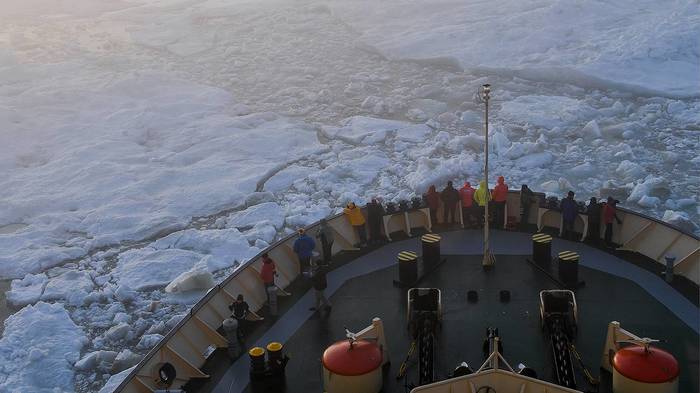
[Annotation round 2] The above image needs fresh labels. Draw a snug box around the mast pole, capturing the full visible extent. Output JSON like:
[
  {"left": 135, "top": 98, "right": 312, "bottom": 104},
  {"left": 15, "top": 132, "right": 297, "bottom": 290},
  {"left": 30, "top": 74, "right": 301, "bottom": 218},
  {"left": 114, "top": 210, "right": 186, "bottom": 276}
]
[{"left": 481, "top": 84, "right": 495, "bottom": 268}]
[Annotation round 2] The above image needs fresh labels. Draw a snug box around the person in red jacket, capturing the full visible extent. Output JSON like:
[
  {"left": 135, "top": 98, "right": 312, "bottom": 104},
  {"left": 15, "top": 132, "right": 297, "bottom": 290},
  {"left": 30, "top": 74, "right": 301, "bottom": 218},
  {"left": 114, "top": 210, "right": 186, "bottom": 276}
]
[
  {"left": 260, "top": 253, "right": 278, "bottom": 303},
  {"left": 425, "top": 185, "right": 440, "bottom": 225},
  {"left": 492, "top": 176, "right": 509, "bottom": 229},
  {"left": 603, "top": 197, "right": 622, "bottom": 247},
  {"left": 459, "top": 182, "right": 476, "bottom": 228}
]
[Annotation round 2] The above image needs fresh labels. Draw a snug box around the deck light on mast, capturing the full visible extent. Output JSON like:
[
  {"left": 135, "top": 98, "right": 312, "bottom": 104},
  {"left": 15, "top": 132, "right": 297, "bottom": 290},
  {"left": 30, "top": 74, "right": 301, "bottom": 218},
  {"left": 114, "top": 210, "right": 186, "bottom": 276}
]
[{"left": 479, "top": 84, "right": 495, "bottom": 268}]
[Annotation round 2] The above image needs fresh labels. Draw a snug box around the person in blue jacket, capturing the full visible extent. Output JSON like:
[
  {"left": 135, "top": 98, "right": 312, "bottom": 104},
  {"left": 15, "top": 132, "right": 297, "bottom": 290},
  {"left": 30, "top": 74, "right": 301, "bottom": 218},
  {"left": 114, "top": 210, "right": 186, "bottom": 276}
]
[
  {"left": 293, "top": 228, "right": 316, "bottom": 271},
  {"left": 560, "top": 190, "right": 578, "bottom": 241}
]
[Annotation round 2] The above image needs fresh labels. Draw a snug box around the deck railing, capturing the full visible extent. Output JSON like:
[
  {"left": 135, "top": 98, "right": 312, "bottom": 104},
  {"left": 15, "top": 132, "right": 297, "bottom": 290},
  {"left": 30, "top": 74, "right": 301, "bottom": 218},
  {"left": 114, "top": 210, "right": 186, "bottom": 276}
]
[{"left": 112, "top": 190, "right": 698, "bottom": 393}]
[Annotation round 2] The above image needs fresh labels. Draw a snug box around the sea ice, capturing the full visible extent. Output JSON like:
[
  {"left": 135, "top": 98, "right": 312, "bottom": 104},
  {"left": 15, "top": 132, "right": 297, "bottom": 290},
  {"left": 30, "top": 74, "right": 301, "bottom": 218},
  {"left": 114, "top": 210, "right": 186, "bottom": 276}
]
[
  {"left": 6, "top": 272, "right": 47, "bottom": 308},
  {"left": 41, "top": 270, "right": 94, "bottom": 306},
  {"left": 0, "top": 302, "right": 87, "bottom": 392},
  {"left": 226, "top": 202, "right": 286, "bottom": 230}
]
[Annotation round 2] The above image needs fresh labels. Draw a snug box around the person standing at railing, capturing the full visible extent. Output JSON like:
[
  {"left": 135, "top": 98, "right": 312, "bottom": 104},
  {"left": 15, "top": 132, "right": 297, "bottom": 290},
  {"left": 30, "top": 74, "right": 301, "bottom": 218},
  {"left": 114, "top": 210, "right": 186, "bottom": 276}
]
[
  {"left": 441, "top": 181, "right": 460, "bottom": 226},
  {"left": 228, "top": 294, "right": 250, "bottom": 342},
  {"left": 560, "top": 191, "right": 578, "bottom": 241},
  {"left": 459, "top": 182, "right": 476, "bottom": 228},
  {"left": 366, "top": 198, "right": 385, "bottom": 245},
  {"left": 293, "top": 228, "right": 316, "bottom": 272},
  {"left": 344, "top": 202, "right": 367, "bottom": 248},
  {"left": 586, "top": 197, "right": 602, "bottom": 244},
  {"left": 603, "top": 197, "right": 622, "bottom": 247},
  {"left": 492, "top": 176, "right": 509, "bottom": 229},
  {"left": 474, "top": 180, "right": 491, "bottom": 228},
  {"left": 519, "top": 184, "right": 536, "bottom": 230},
  {"left": 316, "top": 218, "right": 335, "bottom": 264},
  {"left": 260, "top": 253, "right": 278, "bottom": 303},
  {"left": 425, "top": 185, "right": 440, "bottom": 225}
]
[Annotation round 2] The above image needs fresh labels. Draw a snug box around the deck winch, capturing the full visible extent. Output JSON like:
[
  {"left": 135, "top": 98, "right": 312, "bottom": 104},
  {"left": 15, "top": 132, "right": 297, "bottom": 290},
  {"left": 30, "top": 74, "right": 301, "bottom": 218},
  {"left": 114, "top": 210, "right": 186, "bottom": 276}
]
[
  {"left": 539, "top": 290, "right": 579, "bottom": 389},
  {"left": 397, "top": 288, "right": 442, "bottom": 387}
]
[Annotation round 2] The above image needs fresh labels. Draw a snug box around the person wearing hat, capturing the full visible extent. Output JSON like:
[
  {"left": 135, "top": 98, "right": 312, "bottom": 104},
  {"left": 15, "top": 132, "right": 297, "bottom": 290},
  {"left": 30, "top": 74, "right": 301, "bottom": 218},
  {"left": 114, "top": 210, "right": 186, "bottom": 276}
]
[
  {"left": 425, "top": 185, "right": 440, "bottom": 225},
  {"left": 315, "top": 218, "right": 335, "bottom": 264},
  {"left": 459, "top": 181, "right": 476, "bottom": 228},
  {"left": 603, "top": 197, "right": 622, "bottom": 247},
  {"left": 586, "top": 197, "right": 602, "bottom": 244},
  {"left": 441, "top": 181, "right": 460, "bottom": 226},
  {"left": 473, "top": 180, "right": 491, "bottom": 227},
  {"left": 519, "top": 184, "right": 536, "bottom": 230},
  {"left": 260, "top": 253, "right": 278, "bottom": 303},
  {"left": 492, "top": 176, "right": 509, "bottom": 229},
  {"left": 309, "top": 262, "right": 331, "bottom": 314},
  {"left": 228, "top": 294, "right": 250, "bottom": 341},
  {"left": 293, "top": 228, "right": 316, "bottom": 271},
  {"left": 343, "top": 202, "right": 367, "bottom": 247},
  {"left": 366, "top": 198, "right": 385, "bottom": 245},
  {"left": 560, "top": 190, "right": 578, "bottom": 241}
]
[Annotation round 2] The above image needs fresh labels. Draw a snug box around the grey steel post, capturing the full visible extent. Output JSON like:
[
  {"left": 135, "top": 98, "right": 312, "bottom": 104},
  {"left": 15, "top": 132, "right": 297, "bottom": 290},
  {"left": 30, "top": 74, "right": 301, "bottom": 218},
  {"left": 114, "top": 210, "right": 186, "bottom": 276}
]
[
  {"left": 222, "top": 318, "right": 240, "bottom": 357},
  {"left": 664, "top": 255, "right": 675, "bottom": 283},
  {"left": 268, "top": 286, "right": 278, "bottom": 317},
  {"left": 480, "top": 84, "right": 495, "bottom": 268}
]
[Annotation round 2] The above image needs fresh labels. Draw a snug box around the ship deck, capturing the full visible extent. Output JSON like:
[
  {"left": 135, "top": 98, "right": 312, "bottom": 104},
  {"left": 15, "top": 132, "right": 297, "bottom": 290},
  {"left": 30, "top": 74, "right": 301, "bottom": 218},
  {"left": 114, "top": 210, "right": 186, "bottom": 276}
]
[{"left": 191, "top": 228, "right": 699, "bottom": 393}]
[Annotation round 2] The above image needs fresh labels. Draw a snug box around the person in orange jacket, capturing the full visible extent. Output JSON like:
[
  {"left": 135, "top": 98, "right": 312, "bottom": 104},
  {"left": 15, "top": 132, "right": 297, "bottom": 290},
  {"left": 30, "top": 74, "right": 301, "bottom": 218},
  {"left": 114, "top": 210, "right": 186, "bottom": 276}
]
[
  {"left": 344, "top": 202, "right": 367, "bottom": 247},
  {"left": 459, "top": 182, "right": 476, "bottom": 228},
  {"left": 492, "top": 176, "right": 508, "bottom": 229},
  {"left": 425, "top": 185, "right": 440, "bottom": 225}
]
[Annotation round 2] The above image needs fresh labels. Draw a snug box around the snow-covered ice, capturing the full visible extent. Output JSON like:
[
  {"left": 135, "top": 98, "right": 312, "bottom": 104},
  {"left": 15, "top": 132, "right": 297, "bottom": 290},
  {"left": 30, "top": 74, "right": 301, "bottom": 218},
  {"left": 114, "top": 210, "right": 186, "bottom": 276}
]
[
  {"left": 0, "top": 302, "right": 87, "bottom": 392},
  {"left": 327, "top": 0, "right": 700, "bottom": 97},
  {"left": 0, "top": 71, "right": 323, "bottom": 278}
]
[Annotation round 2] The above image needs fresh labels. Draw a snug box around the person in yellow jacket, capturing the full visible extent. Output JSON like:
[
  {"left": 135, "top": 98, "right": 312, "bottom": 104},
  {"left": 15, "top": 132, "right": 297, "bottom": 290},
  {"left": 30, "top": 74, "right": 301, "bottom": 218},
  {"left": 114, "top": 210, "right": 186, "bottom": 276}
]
[
  {"left": 473, "top": 180, "right": 491, "bottom": 228},
  {"left": 344, "top": 202, "right": 367, "bottom": 247}
]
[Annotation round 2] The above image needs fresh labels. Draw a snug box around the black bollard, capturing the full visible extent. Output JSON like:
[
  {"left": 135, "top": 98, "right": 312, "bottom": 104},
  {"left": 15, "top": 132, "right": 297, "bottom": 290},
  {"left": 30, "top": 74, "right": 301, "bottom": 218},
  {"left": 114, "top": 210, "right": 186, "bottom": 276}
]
[
  {"left": 558, "top": 251, "right": 579, "bottom": 287},
  {"left": 532, "top": 233, "right": 552, "bottom": 267},
  {"left": 421, "top": 233, "right": 441, "bottom": 270},
  {"left": 266, "top": 342, "right": 285, "bottom": 375},
  {"left": 249, "top": 347, "right": 266, "bottom": 379},
  {"left": 398, "top": 251, "right": 418, "bottom": 285}
]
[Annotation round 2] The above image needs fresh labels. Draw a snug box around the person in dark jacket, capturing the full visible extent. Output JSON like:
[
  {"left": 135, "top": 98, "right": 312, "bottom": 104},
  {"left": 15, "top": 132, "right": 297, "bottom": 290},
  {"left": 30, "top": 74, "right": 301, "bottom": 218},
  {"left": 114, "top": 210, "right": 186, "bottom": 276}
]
[
  {"left": 315, "top": 218, "right": 334, "bottom": 264},
  {"left": 366, "top": 198, "right": 385, "bottom": 245},
  {"left": 560, "top": 191, "right": 578, "bottom": 240},
  {"left": 228, "top": 294, "right": 250, "bottom": 341},
  {"left": 309, "top": 263, "right": 331, "bottom": 313},
  {"left": 441, "top": 181, "right": 460, "bottom": 225},
  {"left": 519, "top": 184, "right": 536, "bottom": 230},
  {"left": 586, "top": 197, "right": 602, "bottom": 245},
  {"left": 293, "top": 228, "right": 316, "bottom": 271},
  {"left": 603, "top": 197, "right": 622, "bottom": 247},
  {"left": 425, "top": 185, "right": 440, "bottom": 225}
]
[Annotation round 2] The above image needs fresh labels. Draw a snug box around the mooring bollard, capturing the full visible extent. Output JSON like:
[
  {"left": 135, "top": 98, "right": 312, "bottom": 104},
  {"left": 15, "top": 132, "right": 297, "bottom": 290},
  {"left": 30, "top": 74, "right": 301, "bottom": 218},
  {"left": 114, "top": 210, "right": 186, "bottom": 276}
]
[
  {"left": 558, "top": 251, "right": 579, "bottom": 288},
  {"left": 421, "top": 233, "right": 441, "bottom": 270},
  {"left": 532, "top": 233, "right": 552, "bottom": 267},
  {"left": 398, "top": 251, "right": 418, "bottom": 285}
]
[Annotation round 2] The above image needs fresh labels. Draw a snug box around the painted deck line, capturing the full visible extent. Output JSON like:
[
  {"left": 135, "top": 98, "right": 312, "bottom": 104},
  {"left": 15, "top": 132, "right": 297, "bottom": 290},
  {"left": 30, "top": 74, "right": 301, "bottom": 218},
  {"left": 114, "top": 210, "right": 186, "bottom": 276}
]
[{"left": 213, "top": 229, "right": 699, "bottom": 393}]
